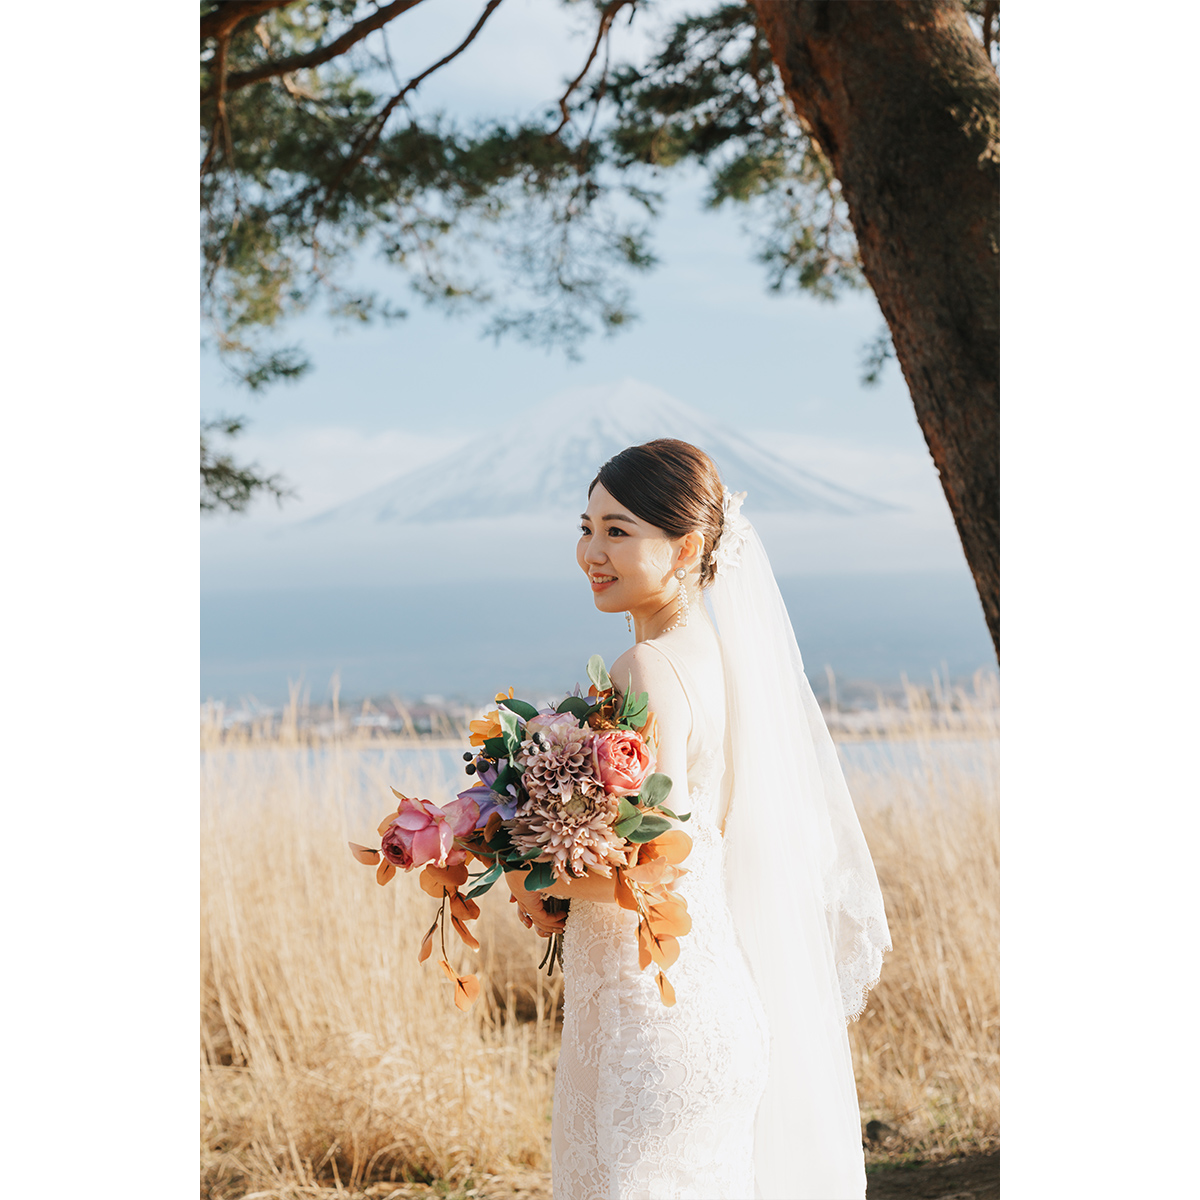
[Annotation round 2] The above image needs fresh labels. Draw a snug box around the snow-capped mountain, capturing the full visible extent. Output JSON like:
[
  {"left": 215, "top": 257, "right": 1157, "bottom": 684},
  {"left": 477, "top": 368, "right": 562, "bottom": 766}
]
[{"left": 304, "top": 380, "right": 892, "bottom": 529}]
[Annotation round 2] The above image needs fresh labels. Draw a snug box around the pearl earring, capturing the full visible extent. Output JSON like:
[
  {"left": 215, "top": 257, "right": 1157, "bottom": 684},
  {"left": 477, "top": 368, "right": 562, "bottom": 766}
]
[
  {"left": 659, "top": 567, "right": 690, "bottom": 635},
  {"left": 625, "top": 611, "right": 633, "bottom": 634}
]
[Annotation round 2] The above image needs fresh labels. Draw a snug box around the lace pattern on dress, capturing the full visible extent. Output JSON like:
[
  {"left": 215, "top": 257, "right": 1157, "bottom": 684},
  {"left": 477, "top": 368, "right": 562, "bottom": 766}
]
[{"left": 552, "top": 658, "right": 769, "bottom": 1200}]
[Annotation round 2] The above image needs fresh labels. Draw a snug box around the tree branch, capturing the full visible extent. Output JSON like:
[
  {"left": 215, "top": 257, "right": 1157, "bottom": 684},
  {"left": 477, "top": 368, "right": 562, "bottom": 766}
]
[
  {"left": 200, "top": 0, "right": 293, "bottom": 44},
  {"left": 982, "top": 0, "right": 999, "bottom": 62},
  {"left": 201, "top": 19, "right": 235, "bottom": 177},
  {"left": 312, "top": 0, "right": 506, "bottom": 220},
  {"left": 201, "top": 0, "right": 294, "bottom": 176},
  {"left": 203, "top": 0, "right": 428, "bottom": 100},
  {"left": 550, "top": 0, "right": 637, "bottom": 137}
]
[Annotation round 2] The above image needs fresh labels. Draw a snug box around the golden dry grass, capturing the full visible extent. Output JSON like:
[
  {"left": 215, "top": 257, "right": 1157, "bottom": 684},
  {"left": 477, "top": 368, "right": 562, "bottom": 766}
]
[
  {"left": 201, "top": 673, "right": 998, "bottom": 1199},
  {"left": 840, "top": 672, "right": 1000, "bottom": 1160}
]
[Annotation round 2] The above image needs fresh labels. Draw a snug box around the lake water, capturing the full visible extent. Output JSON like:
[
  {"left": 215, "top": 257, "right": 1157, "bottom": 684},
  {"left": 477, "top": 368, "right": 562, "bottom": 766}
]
[{"left": 201, "top": 571, "right": 996, "bottom": 704}]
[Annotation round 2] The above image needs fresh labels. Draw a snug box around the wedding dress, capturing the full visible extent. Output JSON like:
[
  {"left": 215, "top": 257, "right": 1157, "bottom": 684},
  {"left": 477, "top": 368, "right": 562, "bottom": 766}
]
[
  {"left": 550, "top": 491, "right": 888, "bottom": 1200},
  {"left": 552, "top": 636, "right": 770, "bottom": 1200}
]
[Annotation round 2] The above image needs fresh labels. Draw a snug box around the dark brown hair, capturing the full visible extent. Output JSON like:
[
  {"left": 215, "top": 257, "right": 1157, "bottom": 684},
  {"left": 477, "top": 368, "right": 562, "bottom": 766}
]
[{"left": 588, "top": 439, "right": 726, "bottom": 586}]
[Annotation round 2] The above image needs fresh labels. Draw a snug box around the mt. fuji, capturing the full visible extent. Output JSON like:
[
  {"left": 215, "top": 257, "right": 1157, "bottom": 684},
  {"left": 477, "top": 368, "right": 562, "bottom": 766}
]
[{"left": 304, "top": 380, "right": 893, "bottom": 528}]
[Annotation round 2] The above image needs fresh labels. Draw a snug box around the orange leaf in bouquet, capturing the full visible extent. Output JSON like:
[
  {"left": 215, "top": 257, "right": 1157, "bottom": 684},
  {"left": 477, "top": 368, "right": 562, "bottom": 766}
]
[
  {"left": 638, "top": 921, "right": 680, "bottom": 969},
  {"left": 637, "top": 920, "right": 652, "bottom": 970},
  {"left": 437, "top": 959, "right": 480, "bottom": 1010},
  {"left": 348, "top": 842, "right": 381, "bottom": 866},
  {"left": 655, "top": 970, "right": 677, "bottom": 1006},
  {"left": 376, "top": 860, "right": 397, "bottom": 886},
  {"left": 418, "top": 920, "right": 437, "bottom": 963},
  {"left": 624, "top": 857, "right": 687, "bottom": 893},
  {"left": 647, "top": 894, "right": 692, "bottom": 938},
  {"left": 420, "top": 863, "right": 470, "bottom": 897},
  {"left": 450, "top": 892, "right": 481, "bottom": 921},
  {"left": 451, "top": 915, "right": 480, "bottom": 950},
  {"left": 638, "top": 830, "right": 692, "bottom": 865},
  {"left": 453, "top": 973, "right": 481, "bottom": 1011},
  {"left": 484, "top": 811, "right": 504, "bottom": 842},
  {"left": 613, "top": 869, "right": 640, "bottom": 913},
  {"left": 377, "top": 810, "right": 399, "bottom": 837}
]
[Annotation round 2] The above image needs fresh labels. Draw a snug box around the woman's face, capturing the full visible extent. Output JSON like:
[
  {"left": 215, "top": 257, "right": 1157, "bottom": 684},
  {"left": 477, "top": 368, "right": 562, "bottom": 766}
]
[{"left": 577, "top": 482, "right": 695, "bottom": 617}]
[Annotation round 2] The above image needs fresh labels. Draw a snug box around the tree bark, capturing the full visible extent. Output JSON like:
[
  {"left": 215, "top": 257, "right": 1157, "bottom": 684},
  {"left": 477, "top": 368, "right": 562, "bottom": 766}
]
[{"left": 748, "top": 0, "right": 1000, "bottom": 657}]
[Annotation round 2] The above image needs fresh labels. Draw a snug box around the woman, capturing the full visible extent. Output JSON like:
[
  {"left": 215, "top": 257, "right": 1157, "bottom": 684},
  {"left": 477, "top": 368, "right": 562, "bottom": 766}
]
[{"left": 506, "top": 439, "right": 890, "bottom": 1200}]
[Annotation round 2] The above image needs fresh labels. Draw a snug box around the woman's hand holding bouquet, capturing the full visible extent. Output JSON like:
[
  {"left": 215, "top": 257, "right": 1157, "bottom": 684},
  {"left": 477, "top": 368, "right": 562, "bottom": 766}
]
[{"left": 349, "top": 656, "right": 692, "bottom": 1009}]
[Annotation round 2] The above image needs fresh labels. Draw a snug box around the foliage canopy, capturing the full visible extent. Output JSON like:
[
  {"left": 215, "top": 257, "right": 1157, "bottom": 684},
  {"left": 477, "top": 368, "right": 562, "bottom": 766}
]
[{"left": 200, "top": 0, "right": 997, "bottom": 511}]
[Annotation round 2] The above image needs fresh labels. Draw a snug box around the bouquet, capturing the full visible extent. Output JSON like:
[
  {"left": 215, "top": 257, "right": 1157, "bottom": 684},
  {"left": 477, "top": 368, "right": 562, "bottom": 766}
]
[{"left": 349, "top": 655, "right": 693, "bottom": 1009}]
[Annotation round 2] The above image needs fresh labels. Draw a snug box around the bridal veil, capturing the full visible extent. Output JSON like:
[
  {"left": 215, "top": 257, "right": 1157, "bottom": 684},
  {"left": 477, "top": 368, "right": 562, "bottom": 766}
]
[{"left": 707, "top": 491, "right": 890, "bottom": 1200}]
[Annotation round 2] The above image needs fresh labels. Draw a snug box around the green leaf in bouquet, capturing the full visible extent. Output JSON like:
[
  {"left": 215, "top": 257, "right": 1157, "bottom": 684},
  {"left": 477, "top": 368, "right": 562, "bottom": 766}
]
[
  {"left": 556, "top": 696, "right": 595, "bottom": 722},
  {"left": 618, "top": 673, "right": 647, "bottom": 715},
  {"left": 485, "top": 825, "right": 513, "bottom": 852},
  {"left": 498, "top": 709, "right": 524, "bottom": 750},
  {"left": 492, "top": 764, "right": 520, "bottom": 796},
  {"left": 637, "top": 773, "right": 672, "bottom": 809},
  {"left": 615, "top": 811, "right": 644, "bottom": 838},
  {"left": 586, "top": 654, "right": 612, "bottom": 692},
  {"left": 466, "top": 861, "right": 504, "bottom": 898},
  {"left": 616, "top": 797, "right": 641, "bottom": 822},
  {"left": 515, "top": 845, "right": 546, "bottom": 861},
  {"left": 626, "top": 814, "right": 673, "bottom": 843},
  {"left": 482, "top": 736, "right": 509, "bottom": 760},
  {"left": 500, "top": 697, "right": 539, "bottom": 721},
  {"left": 523, "top": 860, "right": 556, "bottom": 892},
  {"left": 655, "top": 806, "right": 691, "bottom": 823}
]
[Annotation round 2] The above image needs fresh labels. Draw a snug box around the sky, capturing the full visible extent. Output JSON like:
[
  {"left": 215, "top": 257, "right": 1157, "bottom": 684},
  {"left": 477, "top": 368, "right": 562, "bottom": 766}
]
[{"left": 201, "top": 0, "right": 969, "bottom": 594}]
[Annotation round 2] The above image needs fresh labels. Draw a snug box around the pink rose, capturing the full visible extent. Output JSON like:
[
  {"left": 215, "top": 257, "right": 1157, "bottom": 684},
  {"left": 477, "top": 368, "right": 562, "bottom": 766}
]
[
  {"left": 592, "top": 730, "right": 654, "bottom": 797},
  {"left": 381, "top": 794, "right": 480, "bottom": 869}
]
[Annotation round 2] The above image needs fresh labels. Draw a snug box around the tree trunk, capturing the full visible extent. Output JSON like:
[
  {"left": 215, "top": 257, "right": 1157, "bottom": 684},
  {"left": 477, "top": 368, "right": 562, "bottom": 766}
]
[{"left": 749, "top": 0, "right": 1000, "bottom": 657}]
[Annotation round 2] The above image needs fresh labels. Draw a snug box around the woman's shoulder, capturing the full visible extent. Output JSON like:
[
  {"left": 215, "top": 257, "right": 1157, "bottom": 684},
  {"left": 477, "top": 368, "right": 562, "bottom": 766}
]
[{"left": 610, "top": 641, "right": 685, "bottom": 701}]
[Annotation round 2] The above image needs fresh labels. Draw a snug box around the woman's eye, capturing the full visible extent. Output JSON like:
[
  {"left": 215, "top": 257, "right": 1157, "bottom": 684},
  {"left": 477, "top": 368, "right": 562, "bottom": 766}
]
[
  {"left": 579, "top": 525, "right": 591, "bottom": 535},
  {"left": 607, "top": 527, "right": 626, "bottom": 537}
]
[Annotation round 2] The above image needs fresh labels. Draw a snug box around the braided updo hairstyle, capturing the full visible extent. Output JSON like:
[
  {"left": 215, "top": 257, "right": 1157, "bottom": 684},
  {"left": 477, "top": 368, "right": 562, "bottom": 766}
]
[{"left": 588, "top": 439, "right": 726, "bottom": 587}]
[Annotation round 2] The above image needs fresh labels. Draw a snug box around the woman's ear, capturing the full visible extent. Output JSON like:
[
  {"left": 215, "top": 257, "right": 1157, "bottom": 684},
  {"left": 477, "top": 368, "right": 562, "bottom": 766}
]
[{"left": 677, "top": 531, "right": 704, "bottom": 571}]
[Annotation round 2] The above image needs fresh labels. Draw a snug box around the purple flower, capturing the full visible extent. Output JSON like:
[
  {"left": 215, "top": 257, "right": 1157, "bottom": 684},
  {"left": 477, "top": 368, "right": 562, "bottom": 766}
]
[
  {"left": 476, "top": 755, "right": 521, "bottom": 795},
  {"left": 458, "top": 782, "right": 519, "bottom": 826}
]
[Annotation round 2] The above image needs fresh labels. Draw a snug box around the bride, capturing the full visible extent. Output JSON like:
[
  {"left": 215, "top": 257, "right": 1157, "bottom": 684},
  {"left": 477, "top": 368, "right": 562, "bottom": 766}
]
[{"left": 505, "top": 439, "right": 890, "bottom": 1200}]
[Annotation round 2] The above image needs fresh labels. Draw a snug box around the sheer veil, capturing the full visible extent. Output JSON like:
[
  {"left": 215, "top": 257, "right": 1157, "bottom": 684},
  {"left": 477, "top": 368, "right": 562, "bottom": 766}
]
[{"left": 707, "top": 491, "right": 891, "bottom": 1200}]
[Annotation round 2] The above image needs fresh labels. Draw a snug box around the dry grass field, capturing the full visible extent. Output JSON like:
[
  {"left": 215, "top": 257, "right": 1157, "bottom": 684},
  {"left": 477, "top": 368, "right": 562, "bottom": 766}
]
[{"left": 201, "top": 673, "right": 998, "bottom": 1200}]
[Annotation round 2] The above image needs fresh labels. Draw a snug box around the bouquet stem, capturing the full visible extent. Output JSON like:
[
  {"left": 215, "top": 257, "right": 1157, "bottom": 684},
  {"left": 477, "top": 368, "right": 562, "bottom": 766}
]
[{"left": 538, "top": 897, "right": 570, "bottom": 976}]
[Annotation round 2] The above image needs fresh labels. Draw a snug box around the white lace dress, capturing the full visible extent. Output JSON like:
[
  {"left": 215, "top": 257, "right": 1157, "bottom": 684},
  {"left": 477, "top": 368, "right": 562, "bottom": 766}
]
[{"left": 551, "top": 640, "right": 770, "bottom": 1200}]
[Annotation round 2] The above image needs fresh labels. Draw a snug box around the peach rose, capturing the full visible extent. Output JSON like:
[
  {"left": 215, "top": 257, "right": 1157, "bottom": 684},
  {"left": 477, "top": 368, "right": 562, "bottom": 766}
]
[{"left": 591, "top": 729, "right": 654, "bottom": 797}]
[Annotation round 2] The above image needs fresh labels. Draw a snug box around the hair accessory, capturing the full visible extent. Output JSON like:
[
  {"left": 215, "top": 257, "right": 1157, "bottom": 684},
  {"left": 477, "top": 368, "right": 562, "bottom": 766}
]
[{"left": 712, "top": 488, "right": 750, "bottom": 575}]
